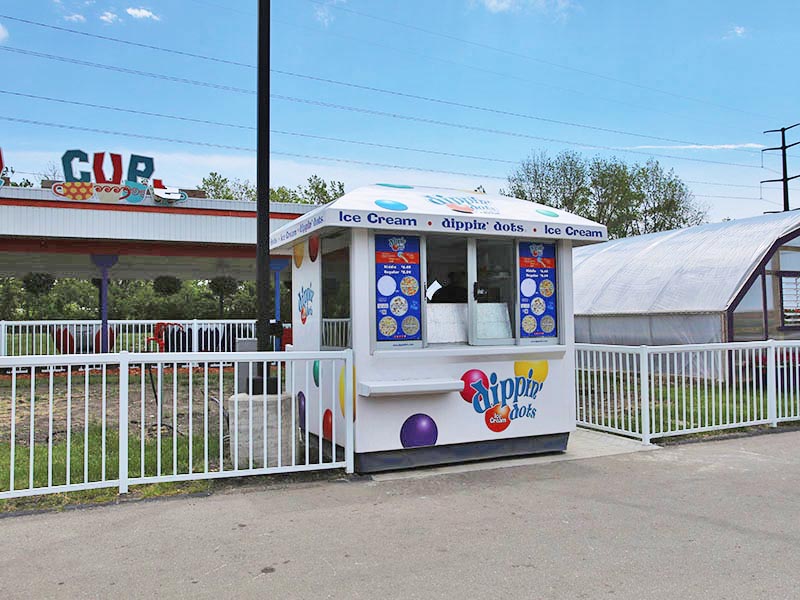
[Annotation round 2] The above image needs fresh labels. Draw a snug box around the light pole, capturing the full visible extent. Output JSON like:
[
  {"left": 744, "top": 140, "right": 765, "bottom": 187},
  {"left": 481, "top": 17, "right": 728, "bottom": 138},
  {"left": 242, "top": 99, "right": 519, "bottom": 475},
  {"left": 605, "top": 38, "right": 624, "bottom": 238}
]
[{"left": 256, "top": 0, "right": 272, "bottom": 351}]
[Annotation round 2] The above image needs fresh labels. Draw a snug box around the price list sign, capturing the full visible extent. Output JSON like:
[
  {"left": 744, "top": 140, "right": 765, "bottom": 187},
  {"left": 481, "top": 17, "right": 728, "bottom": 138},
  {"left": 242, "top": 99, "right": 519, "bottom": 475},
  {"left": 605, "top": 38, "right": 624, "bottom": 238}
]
[
  {"left": 518, "top": 242, "right": 558, "bottom": 338},
  {"left": 375, "top": 234, "right": 422, "bottom": 342}
]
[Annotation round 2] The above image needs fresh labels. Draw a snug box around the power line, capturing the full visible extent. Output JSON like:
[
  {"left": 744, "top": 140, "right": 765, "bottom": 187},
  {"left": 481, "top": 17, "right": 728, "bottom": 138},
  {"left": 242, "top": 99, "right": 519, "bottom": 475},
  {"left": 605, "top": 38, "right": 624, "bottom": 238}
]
[
  {"left": 0, "top": 14, "right": 255, "bottom": 67},
  {"left": 3, "top": 45, "right": 782, "bottom": 166},
  {"left": 271, "top": 94, "right": 765, "bottom": 169},
  {"left": 271, "top": 130, "right": 516, "bottom": 164},
  {"left": 0, "top": 116, "right": 255, "bottom": 152},
  {"left": 271, "top": 151, "right": 507, "bottom": 180},
  {"left": 0, "top": 13, "right": 770, "bottom": 147},
  {"left": 271, "top": 17, "right": 720, "bottom": 128},
  {"left": 271, "top": 69, "right": 762, "bottom": 153},
  {"left": 1, "top": 115, "right": 784, "bottom": 203},
  {"left": 304, "top": 0, "right": 776, "bottom": 121},
  {"left": 0, "top": 89, "right": 256, "bottom": 131},
  {"left": 0, "top": 94, "right": 781, "bottom": 193},
  {"left": 0, "top": 47, "right": 255, "bottom": 95}
]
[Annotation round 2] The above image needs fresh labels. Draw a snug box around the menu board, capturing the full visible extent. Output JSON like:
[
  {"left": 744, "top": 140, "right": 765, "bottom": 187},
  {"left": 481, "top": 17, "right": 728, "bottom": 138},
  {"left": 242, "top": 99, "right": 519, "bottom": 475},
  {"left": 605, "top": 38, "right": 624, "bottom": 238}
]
[
  {"left": 375, "top": 234, "right": 422, "bottom": 342},
  {"left": 518, "top": 242, "right": 557, "bottom": 339}
]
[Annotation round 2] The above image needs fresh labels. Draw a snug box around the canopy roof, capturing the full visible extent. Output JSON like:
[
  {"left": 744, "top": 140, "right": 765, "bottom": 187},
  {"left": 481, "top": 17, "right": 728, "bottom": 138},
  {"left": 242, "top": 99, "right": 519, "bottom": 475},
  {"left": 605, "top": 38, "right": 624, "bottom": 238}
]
[
  {"left": 270, "top": 184, "right": 607, "bottom": 251},
  {"left": 573, "top": 211, "right": 800, "bottom": 315}
]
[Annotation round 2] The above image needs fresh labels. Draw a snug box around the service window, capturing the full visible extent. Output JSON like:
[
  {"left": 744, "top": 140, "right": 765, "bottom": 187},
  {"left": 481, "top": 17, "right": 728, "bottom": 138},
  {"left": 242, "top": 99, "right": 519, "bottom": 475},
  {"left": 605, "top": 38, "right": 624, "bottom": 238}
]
[
  {"left": 471, "top": 239, "right": 516, "bottom": 345},
  {"left": 375, "top": 233, "right": 560, "bottom": 348},
  {"left": 426, "top": 236, "right": 468, "bottom": 344}
]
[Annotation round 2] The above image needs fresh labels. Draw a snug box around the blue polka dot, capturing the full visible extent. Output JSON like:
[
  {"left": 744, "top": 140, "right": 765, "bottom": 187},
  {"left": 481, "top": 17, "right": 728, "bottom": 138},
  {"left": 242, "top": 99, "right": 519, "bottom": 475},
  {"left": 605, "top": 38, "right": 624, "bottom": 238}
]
[
  {"left": 536, "top": 208, "right": 560, "bottom": 218},
  {"left": 375, "top": 199, "right": 409, "bottom": 211},
  {"left": 376, "top": 183, "right": 414, "bottom": 189}
]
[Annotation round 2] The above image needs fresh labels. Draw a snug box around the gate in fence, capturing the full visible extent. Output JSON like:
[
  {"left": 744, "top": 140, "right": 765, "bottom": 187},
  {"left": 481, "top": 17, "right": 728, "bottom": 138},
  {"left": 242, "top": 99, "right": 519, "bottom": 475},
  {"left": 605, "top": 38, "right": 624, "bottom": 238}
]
[
  {"left": 0, "top": 350, "right": 353, "bottom": 500},
  {"left": 574, "top": 340, "right": 800, "bottom": 443}
]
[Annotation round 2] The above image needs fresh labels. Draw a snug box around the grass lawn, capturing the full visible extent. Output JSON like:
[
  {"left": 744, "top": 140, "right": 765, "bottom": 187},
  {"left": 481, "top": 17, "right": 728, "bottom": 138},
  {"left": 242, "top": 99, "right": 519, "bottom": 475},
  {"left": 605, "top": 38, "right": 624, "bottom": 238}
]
[
  {"left": 576, "top": 374, "right": 800, "bottom": 435},
  {"left": 0, "top": 423, "right": 224, "bottom": 513}
]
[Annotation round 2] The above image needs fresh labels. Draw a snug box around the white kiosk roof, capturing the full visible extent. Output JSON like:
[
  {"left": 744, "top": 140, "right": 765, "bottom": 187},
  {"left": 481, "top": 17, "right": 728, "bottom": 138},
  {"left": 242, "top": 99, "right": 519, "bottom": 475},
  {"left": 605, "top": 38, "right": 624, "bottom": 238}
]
[{"left": 270, "top": 184, "right": 608, "bottom": 251}]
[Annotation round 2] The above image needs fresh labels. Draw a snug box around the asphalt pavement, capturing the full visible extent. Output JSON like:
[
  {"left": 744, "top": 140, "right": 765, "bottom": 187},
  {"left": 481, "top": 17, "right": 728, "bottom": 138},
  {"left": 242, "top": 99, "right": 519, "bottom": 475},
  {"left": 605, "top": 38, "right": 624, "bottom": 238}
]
[{"left": 2, "top": 429, "right": 800, "bottom": 599}]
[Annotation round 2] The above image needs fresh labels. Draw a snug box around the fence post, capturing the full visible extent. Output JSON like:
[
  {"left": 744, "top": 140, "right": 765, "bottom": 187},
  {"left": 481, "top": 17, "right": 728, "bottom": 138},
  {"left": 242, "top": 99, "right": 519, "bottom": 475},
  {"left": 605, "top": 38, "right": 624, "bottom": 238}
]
[
  {"left": 344, "top": 349, "right": 354, "bottom": 474},
  {"left": 0, "top": 321, "right": 6, "bottom": 357},
  {"left": 191, "top": 319, "right": 199, "bottom": 352},
  {"left": 767, "top": 339, "right": 778, "bottom": 428},
  {"left": 118, "top": 351, "right": 129, "bottom": 494},
  {"left": 639, "top": 345, "right": 651, "bottom": 445}
]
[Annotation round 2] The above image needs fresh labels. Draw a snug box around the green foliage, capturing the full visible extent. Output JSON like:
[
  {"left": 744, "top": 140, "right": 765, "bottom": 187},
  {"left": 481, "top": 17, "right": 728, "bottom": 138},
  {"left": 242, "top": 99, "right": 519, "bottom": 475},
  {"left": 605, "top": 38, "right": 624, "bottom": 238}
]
[
  {"left": 21, "top": 273, "right": 55, "bottom": 318},
  {"left": 503, "top": 150, "right": 707, "bottom": 238},
  {"left": 209, "top": 276, "right": 240, "bottom": 318},
  {"left": 153, "top": 276, "right": 182, "bottom": 297},
  {"left": 0, "top": 277, "right": 22, "bottom": 320},
  {"left": 200, "top": 172, "right": 345, "bottom": 205},
  {"left": 199, "top": 172, "right": 235, "bottom": 200}
]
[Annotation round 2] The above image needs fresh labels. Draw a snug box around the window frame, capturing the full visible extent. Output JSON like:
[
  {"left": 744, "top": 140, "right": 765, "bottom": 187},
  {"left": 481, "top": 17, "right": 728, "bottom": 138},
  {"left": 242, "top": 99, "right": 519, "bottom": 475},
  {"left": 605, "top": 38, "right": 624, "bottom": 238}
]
[{"left": 778, "top": 270, "right": 800, "bottom": 330}]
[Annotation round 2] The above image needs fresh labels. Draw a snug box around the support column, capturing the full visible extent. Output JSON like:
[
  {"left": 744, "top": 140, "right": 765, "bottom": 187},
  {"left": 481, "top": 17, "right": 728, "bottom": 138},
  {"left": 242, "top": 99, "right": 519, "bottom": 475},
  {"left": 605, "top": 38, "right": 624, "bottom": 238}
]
[{"left": 91, "top": 254, "right": 118, "bottom": 353}]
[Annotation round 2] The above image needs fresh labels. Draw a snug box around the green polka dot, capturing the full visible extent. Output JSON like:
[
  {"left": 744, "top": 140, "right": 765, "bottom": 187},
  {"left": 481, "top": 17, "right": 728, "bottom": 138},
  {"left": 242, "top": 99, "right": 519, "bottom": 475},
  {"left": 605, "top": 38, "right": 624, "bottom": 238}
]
[{"left": 536, "top": 208, "right": 560, "bottom": 218}]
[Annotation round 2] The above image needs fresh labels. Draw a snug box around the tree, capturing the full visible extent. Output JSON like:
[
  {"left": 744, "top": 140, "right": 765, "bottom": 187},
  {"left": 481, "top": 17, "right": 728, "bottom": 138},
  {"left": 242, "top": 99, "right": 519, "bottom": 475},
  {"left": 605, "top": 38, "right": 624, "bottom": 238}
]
[
  {"left": 208, "top": 276, "right": 239, "bottom": 318},
  {"left": 21, "top": 272, "right": 55, "bottom": 318},
  {"left": 199, "top": 173, "right": 345, "bottom": 204},
  {"left": 199, "top": 172, "right": 235, "bottom": 200},
  {"left": 153, "top": 276, "right": 182, "bottom": 297},
  {"left": 295, "top": 175, "right": 345, "bottom": 204},
  {"left": 503, "top": 151, "right": 706, "bottom": 238}
]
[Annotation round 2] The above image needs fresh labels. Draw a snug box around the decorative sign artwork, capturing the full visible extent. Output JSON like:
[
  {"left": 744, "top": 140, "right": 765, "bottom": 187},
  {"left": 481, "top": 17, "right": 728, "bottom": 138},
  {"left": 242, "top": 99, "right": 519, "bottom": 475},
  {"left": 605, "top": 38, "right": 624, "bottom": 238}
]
[
  {"left": 0, "top": 147, "right": 5, "bottom": 189},
  {"left": 375, "top": 234, "right": 422, "bottom": 344},
  {"left": 49, "top": 150, "right": 187, "bottom": 205},
  {"left": 518, "top": 242, "right": 558, "bottom": 339}
]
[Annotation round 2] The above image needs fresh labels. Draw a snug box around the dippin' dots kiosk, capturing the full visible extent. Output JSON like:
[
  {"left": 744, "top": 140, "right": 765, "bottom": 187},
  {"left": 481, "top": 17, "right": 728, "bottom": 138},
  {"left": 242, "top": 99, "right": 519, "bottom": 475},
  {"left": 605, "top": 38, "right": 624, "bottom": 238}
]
[{"left": 271, "top": 184, "right": 607, "bottom": 472}]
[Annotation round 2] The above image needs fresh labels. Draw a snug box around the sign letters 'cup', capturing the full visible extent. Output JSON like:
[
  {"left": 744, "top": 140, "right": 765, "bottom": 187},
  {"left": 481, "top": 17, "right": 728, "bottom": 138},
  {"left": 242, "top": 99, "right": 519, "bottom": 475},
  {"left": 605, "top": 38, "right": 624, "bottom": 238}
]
[
  {"left": 52, "top": 181, "right": 95, "bottom": 201},
  {"left": 94, "top": 183, "right": 131, "bottom": 204}
]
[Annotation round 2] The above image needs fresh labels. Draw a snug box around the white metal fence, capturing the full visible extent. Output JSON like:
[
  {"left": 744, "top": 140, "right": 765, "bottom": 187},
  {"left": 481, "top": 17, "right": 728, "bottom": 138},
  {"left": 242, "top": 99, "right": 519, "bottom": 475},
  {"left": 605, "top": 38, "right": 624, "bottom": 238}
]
[
  {"left": 0, "top": 350, "right": 353, "bottom": 499},
  {"left": 575, "top": 341, "right": 796, "bottom": 443},
  {"left": 0, "top": 319, "right": 352, "bottom": 356}
]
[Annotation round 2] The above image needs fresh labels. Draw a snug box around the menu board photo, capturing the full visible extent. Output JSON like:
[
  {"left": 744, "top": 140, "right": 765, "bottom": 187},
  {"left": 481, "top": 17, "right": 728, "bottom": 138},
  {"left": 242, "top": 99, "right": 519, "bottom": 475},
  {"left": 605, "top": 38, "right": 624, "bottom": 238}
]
[
  {"left": 375, "top": 234, "right": 422, "bottom": 343},
  {"left": 518, "top": 242, "right": 557, "bottom": 339}
]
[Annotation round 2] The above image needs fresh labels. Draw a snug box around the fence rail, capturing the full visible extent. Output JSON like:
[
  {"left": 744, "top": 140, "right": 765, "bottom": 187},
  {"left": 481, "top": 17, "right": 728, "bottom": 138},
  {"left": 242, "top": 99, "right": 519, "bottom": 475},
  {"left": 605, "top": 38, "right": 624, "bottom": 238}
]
[
  {"left": 576, "top": 340, "right": 791, "bottom": 443},
  {"left": 0, "top": 319, "right": 352, "bottom": 356},
  {"left": 0, "top": 350, "right": 354, "bottom": 500}
]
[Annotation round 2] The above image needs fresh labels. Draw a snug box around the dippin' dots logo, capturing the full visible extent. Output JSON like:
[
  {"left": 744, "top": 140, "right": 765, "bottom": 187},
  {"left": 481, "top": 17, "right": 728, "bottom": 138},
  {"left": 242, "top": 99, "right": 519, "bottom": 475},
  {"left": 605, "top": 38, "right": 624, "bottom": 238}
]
[
  {"left": 460, "top": 361, "right": 548, "bottom": 432},
  {"left": 298, "top": 285, "right": 314, "bottom": 325},
  {"left": 387, "top": 236, "right": 406, "bottom": 252},
  {"left": 425, "top": 194, "right": 499, "bottom": 215}
]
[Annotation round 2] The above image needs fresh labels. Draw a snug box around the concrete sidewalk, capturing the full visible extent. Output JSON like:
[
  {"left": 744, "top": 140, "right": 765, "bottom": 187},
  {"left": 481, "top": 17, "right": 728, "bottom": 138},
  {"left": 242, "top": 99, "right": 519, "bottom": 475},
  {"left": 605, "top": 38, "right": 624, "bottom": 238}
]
[{"left": 2, "top": 430, "right": 800, "bottom": 599}]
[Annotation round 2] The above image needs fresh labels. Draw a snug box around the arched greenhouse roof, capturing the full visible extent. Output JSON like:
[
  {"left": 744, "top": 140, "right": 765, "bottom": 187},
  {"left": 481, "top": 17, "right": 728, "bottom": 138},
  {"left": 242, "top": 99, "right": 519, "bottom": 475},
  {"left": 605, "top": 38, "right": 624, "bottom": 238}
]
[{"left": 573, "top": 211, "right": 800, "bottom": 315}]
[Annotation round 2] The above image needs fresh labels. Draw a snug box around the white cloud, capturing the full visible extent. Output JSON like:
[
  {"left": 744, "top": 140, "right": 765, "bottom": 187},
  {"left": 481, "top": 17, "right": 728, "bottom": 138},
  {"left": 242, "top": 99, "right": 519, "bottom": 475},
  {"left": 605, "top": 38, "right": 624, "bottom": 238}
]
[
  {"left": 0, "top": 22, "right": 8, "bottom": 44},
  {"left": 627, "top": 143, "right": 764, "bottom": 151},
  {"left": 99, "top": 11, "right": 120, "bottom": 24},
  {"left": 724, "top": 25, "right": 747, "bottom": 39},
  {"left": 313, "top": 0, "right": 346, "bottom": 28},
  {"left": 475, "top": 0, "right": 578, "bottom": 18},
  {"left": 64, "top": 14, "right": 86, "bottom": 22},
  {"left": 126, "top": 7, "right": 160, "bottom": 21}
]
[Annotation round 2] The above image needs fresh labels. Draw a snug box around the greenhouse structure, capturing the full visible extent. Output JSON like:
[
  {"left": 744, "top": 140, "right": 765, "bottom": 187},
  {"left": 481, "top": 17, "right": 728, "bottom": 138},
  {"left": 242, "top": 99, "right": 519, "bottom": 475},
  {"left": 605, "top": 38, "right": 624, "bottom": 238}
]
[{"left": 573, "top": 211, "right": 800, "bottom": 345}]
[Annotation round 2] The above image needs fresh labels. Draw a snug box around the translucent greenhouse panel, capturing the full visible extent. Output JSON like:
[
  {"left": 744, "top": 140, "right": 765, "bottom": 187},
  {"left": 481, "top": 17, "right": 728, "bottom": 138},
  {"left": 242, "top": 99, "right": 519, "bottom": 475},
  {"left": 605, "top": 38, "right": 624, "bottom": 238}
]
[{"left": 732, "top": 273, "right": 765, "bottom": 342}]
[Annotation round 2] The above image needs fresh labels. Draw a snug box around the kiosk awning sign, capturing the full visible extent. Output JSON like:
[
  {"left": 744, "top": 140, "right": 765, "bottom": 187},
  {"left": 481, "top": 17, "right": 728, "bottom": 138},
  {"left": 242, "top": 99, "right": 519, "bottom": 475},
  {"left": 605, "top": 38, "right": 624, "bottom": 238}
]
[
  {"left": 375, "top": 234, "right": 422, "bottom": 343},
  {"left": 519, "top": 242, "right": 558, "bottom": 338}
]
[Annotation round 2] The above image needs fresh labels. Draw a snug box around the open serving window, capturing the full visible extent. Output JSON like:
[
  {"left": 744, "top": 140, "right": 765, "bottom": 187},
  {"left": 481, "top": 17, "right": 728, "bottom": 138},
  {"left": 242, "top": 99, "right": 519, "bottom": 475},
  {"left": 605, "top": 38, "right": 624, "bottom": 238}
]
[{"left": 373, "top": 233, "right": 559, "bottom": 349}]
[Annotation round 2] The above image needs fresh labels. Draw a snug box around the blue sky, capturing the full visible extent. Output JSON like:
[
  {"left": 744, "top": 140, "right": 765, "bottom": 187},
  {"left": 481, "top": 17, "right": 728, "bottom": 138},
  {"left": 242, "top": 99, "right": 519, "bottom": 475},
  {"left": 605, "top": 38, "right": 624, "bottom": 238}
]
[{"left": 1, "top": 0, "right": 799, "bottom": 221}]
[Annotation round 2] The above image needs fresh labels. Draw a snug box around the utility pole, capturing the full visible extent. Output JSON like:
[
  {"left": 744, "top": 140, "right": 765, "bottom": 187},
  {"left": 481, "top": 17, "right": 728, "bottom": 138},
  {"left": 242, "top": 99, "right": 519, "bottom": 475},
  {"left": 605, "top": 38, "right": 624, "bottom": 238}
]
[
  {"left": 762, "top": 122, "right": 800, "bottom": 212},
  {"left": 256, "top": 0, "right": 272, "bottom": 351}
]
